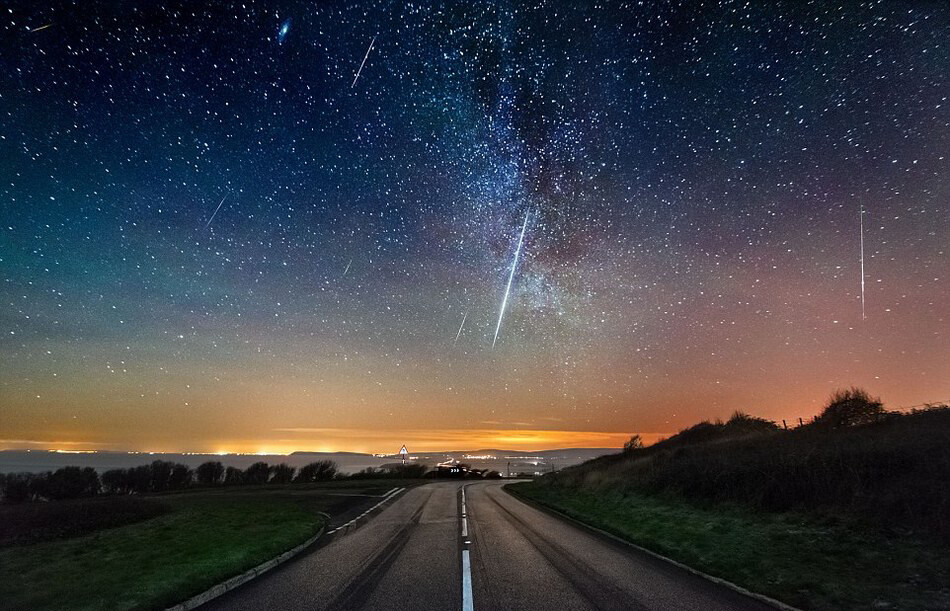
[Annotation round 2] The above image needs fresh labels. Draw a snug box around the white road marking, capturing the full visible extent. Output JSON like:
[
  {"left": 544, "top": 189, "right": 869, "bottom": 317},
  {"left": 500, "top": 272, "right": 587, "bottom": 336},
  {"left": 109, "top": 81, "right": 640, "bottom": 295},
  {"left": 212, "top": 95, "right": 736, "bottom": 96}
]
[
  {"left": 461, "top": 549, "right": 474, "bottom": 611},
  {"left": 327, "top": 487, "right": 404, "bottom": 534},
  {"left": 460, "top": 484, "right": 474, "bottom": 611}
]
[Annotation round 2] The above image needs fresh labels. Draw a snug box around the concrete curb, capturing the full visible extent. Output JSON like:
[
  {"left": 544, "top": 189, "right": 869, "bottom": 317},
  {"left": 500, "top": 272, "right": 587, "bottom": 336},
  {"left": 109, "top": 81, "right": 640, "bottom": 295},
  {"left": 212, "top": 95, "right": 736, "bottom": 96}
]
[
  {"left": 504, "top": 485, "right": 804, "bottom": 611},
  {"left": 163, "top": 525, "right": 325, "bottom": 611},
  {"left": 165, "top": 487, "right": 405, "bottom": 611}
]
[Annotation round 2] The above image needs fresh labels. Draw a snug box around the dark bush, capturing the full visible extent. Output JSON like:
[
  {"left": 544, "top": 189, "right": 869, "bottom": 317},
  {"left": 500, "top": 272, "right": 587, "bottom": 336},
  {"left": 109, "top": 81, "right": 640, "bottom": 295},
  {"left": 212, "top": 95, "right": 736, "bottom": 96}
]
[
  {"left": 149, "top": 460, "right": 174, "bottom": 492},
  {"left": 47, "top": 467, "right": 100, "bottom": 500},
  {"left": 545, "top": 403, "right": 950, "bottom": 537},
  {"left": 128, "top": 464, "right": 152, "bottom": 493},
  {"left": 814, "top": 387, "right": 887, "bottom": 428},
  {"left": 1, "top": 473, "right": 31, "bottom": 503},
  {"left": 623, "top": 435, "right": 643, "bottom": 453},
  {"left": 223, "top": 466, "right": 244, "bottom": 485},
  {"left": 295, "top": 460, "right": 338, "bottom": 483},
  {"left": 244, "top": 462, "right": 271, "bottom": 485},
  {"left": 196, "top": 461, "right": 225, "bottom": 486},
  {"left": 169, "top": 464, "right": 193, "bottom": 490},
  {"left": 271, "top": 463, "right": 296, "bottom": 484},
  {"left": 101, "top": 469, "right": 131, "bottom": 494}
]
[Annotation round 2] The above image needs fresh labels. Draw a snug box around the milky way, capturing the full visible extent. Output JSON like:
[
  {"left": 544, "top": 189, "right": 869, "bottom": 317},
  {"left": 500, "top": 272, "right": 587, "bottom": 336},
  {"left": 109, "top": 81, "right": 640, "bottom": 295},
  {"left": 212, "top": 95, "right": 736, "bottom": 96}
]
[{"left": 1, "top": 1, "right": 948, "bottom": 452}]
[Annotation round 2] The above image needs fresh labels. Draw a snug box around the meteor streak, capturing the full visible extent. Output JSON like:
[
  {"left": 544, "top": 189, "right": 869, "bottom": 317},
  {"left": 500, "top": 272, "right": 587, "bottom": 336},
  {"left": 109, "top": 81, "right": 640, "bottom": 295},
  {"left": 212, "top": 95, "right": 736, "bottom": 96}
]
[
  {"left": 29, "top": 23, "right": 53, "bottom": 33},
  {"left": 492, "top": 209, "right": 531, "bottom": 349},
  {"left": 859, "top": 205, "right": 866, "bottom": 321},
  {"left": 204, "top": 193, "right": 229, "bottom": 230},
  {"left": 352, "top": 36, "right": 376, "bottom": 88},
  {"left": 454, "top": 312, "right": 467, "bottom": 345}
]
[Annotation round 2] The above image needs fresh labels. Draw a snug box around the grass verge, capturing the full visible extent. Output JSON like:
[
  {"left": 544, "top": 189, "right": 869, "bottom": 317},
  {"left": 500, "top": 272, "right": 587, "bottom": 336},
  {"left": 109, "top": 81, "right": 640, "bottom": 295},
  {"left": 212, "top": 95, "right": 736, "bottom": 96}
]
[
  {"left": 0, "top": 485, "right": 371, "bottom": 611},
  {"left": 508, "top": 481, "right": 950, "bottom": 610}
]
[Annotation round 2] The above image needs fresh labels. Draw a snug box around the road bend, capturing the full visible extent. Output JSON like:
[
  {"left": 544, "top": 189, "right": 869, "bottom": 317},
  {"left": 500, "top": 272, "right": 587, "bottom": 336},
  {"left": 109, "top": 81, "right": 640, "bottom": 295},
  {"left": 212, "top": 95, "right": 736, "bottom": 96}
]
[{"left": 203, "top": 480, "right": 776, "bottom": 611}]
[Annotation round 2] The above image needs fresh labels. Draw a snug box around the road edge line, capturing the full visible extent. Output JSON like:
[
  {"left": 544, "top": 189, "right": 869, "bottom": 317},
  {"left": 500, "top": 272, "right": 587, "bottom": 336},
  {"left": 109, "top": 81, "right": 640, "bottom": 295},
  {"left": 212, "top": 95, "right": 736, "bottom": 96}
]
[
  {"left": 460, "top": 484, "right": 474, "bottom": 611},
  {"left": 163, "top": 525, "right": 326, "bottom": 611},
  {"left": 165, "top": 487, "right": 406, "bottom": 611},
  {"left": 503, "top": 484, "right": 803, "bottom": 611}
]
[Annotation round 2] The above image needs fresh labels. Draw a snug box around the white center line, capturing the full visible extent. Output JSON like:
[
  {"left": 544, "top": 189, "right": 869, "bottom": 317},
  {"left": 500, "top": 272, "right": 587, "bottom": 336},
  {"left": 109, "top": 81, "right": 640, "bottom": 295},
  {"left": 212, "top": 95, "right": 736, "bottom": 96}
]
[
  {"left": 461, "top": 550, "right": 474, "bottom": 611},
  {"left": 460, "top": 484, "right": 474, "bottom": 611}
]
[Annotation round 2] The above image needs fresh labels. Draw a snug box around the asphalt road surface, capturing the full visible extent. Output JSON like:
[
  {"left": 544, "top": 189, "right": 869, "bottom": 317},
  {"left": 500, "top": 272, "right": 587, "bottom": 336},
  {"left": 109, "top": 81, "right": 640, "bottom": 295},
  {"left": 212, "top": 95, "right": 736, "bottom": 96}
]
[{"left": 203, "top": 480, "right": 776, "bottom": 611}]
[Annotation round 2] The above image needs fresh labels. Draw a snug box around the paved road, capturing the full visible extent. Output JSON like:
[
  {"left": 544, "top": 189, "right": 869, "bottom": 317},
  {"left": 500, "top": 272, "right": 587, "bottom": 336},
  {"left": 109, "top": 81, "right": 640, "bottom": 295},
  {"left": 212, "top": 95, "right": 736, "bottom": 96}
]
[{"left": 203, "top": 481, "right": 776, "bottom": 611}]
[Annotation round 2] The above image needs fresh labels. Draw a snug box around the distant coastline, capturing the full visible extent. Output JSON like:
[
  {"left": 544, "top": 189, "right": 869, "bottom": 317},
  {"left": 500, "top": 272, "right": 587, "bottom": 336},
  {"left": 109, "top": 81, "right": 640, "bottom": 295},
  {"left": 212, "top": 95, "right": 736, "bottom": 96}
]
[{"left": 0, "top": 448, "right": 617, "bottom": 476}]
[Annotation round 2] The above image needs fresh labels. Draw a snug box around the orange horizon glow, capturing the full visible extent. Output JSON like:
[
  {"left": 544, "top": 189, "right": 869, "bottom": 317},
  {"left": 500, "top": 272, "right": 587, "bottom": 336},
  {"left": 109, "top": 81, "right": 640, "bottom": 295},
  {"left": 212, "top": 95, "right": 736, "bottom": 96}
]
[{"left": 0, "top": 428, "right": 669, "bottom": 455}]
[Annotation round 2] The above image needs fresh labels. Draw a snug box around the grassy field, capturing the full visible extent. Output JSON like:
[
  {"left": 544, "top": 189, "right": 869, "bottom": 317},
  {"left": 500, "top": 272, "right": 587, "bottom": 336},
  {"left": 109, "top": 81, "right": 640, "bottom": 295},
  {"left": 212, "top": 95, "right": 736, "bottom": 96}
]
[
  {"left": 509, "top": 481, "right": 950, "bottom": 610},
  {"left": 0, "top": 482, "right": 399, "bottom": 611}
]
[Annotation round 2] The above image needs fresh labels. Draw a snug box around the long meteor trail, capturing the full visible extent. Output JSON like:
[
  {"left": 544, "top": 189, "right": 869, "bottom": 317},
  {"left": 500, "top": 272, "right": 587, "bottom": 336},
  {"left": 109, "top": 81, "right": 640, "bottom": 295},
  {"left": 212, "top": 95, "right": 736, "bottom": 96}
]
[
  {"left": 352, "top": 36, "right": 376, "bottom": 88},
  {"left": 492, "top": 209, "right": 531, "bottom": 349},
  {"left": 204, "top": 193, "right": 229, "bottom": 230},
  {"left": 454, "top": 311, "right": 467, "bottom": 345},
  {"left": 860, "top": 205, "right": 866, "bottom": 321}
]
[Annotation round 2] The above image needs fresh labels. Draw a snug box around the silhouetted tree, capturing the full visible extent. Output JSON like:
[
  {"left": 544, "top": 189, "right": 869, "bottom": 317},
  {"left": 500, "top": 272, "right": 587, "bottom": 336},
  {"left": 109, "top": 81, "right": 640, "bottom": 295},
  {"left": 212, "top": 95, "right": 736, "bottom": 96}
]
[
  {"left": 102, "top": 469, "right": 131, "bottom": 494},
  {"left": 295, "top": 460, "right": 338, "bottom": 483},
  {"left": 196, "top": 461, "right": 225, "bottom": 486},
  {"left": 168, "top": 464, "right": 193, "bottom": 489},
  {"left": 271, "top": 463, "right": 295, "bottom": 484},
  {"left": 1, "top": 473, "right": 30, "bottom": 503},
  {"left": 46, "top": 466, "right": 100, "bottom": 499},
  {"left": 128, "top": 464, "right": 152, "bottom": 493},
  {"left": 244, "top": 462, "right": 271, "bottom": 485},
  {"left": 28, "top": 472, "right": 51, "bottom": 500},
  {"left": 623, "top": 434, "right": 643, "bottom": 453},
  {"left": 814, "top": 387, "right": 886, "bottom": 429},
  {"left": 223, "top": 466, "right": 244, "bottom": 485},
  {"left": 149, "top": 460, "right": 175, "bottom": 492}
]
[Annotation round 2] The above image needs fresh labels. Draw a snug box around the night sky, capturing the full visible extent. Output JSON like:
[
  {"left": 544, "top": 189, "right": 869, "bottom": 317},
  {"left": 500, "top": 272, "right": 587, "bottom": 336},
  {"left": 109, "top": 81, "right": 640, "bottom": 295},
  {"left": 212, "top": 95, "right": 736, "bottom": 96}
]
[{"left": 2, "top": 1, "right": 948, "bottom": 453}]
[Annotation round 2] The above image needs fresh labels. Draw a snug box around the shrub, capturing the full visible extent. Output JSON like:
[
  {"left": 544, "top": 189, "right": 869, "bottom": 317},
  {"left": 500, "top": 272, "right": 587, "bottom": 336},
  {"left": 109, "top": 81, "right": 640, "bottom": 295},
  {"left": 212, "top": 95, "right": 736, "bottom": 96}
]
[
  {"left": 295, "top": 460, "right": 338, "bottom": 483},
  {"left": 196, "top": 461, "right": 225, "bottom": 486},
  {"left": 543, "top": 401, "right": 950, "bottom": 537},
  {"left": 169, "top": 464, "right": 193, "bottom": 489},
  {"left": 46, "top": 467, "right": 100, "bottom": 500},
  {"left": 623, "top": 435, "right": 643, "bottom": 453},
  {"left": 128, "top": 464, "right": 152, "bottom": 493},
  {"left": 244, "top": 462, "right": 271, "bottom": 485},
  {"left": 223, "top": 466, "right": 244, "bottom": 485},
  {"left": 148, "top": 461, "right": 174, "bottom": 492},
  {"left": 1, "top": 473, "right": 31, "bottom": 503},
  {"left": 814, "top": 387, "right": 886, "bottom": 428},
  {"left": 101, "top": 469, "right": 131, "bottom": 494},
  {"left": 271, "top": 463, "right": 296, "bottom": 484}
]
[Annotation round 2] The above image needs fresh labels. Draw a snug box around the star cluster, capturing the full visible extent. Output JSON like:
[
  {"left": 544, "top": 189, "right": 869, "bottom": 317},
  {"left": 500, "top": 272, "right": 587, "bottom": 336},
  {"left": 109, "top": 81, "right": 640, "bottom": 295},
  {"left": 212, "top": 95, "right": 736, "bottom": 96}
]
[{"left": 1, "top": 1, "right": 947, "bottom": 452}]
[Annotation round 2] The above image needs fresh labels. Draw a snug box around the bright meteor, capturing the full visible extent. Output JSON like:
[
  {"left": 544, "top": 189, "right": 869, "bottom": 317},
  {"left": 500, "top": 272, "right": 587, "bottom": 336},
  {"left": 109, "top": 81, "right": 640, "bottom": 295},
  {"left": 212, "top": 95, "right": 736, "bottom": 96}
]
[
  {"left": 352, "top": 36, "right": 377, "bottom": 88},
  {"left": 492, "top": 209, "right": 531, "bottom": 349},
  {"left": 203, "top": 193, "right": 229, "bottom": 230},
  {"left": 454, "top": 311, "right": 467, "bottom": 345}
]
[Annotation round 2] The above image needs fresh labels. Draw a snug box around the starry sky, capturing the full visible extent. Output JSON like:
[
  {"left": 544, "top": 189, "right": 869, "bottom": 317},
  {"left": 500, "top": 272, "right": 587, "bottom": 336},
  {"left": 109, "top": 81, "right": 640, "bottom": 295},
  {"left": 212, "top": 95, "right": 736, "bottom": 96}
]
[{"left": 1, "top": 1, "right": 948, "bottom": 453}]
